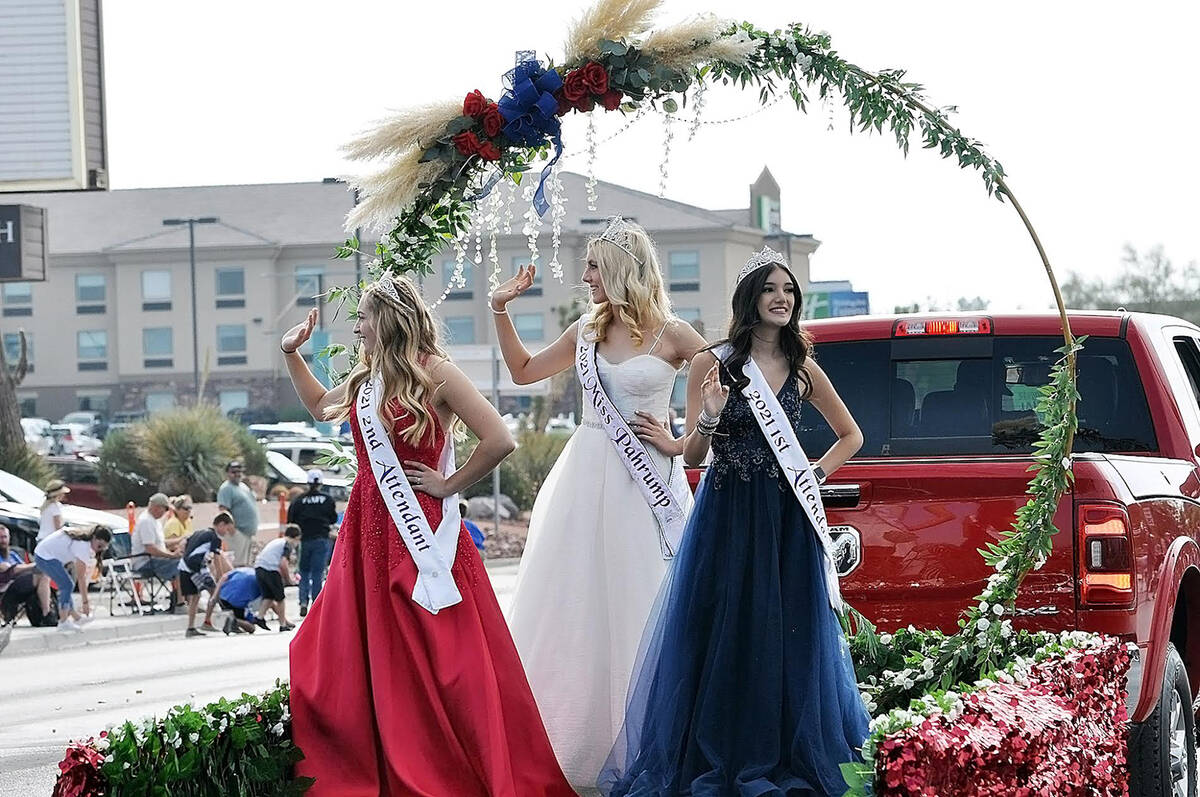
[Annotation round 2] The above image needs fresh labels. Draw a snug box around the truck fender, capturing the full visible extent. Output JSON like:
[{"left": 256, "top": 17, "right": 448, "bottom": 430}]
[{"left": 1132, "top": 535, "right": 1200, "bottom": 723}]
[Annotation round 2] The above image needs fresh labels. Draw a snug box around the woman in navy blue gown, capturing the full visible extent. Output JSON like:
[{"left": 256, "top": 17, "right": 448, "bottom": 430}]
[{"left": 600, "top": 247, "right": 870, "bottom": 796}]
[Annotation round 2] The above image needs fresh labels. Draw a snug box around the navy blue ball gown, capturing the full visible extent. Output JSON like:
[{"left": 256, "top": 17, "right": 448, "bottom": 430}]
[{"left": 599, "top": 377, "right": 871, "bottom": 796}]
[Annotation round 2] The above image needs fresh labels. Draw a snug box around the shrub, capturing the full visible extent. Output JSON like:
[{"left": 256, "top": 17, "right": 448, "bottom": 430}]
[
  {"left": 0, "top": 439, "right": 56, "bottom": 487},
  {"left": 459, "top": 430, "right": 568, "bottom": 511},
  {"left": 97, "top": 430, "right": 156, "bottom": 507},
  {"left": 141, "top": 407, "right": 241, "bottom": 501},
  {"left": 229, "top": 423, "right": 267, "bottom": 476}
]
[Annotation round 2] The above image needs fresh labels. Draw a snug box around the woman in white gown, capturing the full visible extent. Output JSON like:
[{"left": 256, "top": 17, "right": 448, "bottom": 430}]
[{"left": 490, "top": 217, "right": 707, "bottom": 791}]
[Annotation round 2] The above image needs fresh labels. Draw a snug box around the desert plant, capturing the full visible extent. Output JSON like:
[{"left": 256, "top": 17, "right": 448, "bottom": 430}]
[
  {"left": 229, "top": 423, "right": 267, "bottom": 476},
  {"left": 459, "top": 430, "right": 569, "bottom": 511},
  {"left": 0, "top": 439, "right": 56, "bottom": 487},
  {"left": 97, "top": 429, "right": 157, "bottom": 507},
  {"left": 141, "top": 407, "right": 242, "bottom": 501}
]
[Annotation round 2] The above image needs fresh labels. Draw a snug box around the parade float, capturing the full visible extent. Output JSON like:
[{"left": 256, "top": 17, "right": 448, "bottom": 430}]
[{"left": 54, "top": 1, "right": 1132, "bottom": 794}]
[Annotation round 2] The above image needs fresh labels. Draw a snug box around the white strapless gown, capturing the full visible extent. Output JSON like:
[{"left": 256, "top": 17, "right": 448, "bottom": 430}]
[{"left": 507, "top": 354, "right": 694, "bottom": 792}]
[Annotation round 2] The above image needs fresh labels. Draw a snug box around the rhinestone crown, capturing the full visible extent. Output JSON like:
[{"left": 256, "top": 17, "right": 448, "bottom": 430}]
[
  {"left": 736, "top": 245, "right": 789, "bottom": 285},
  {"left": 591, "top": 216, "right": 644, "bottom": 265}
]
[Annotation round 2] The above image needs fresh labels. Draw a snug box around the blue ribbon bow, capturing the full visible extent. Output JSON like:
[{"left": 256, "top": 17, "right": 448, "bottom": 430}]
[{"left": 496, "top": 51, "right": 564, "bottom": 216}]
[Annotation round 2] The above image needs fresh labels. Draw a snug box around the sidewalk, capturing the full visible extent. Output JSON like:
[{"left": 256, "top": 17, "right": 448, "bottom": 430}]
[{"left": 3, "top": 558, "right": 522, "bottom": 658}]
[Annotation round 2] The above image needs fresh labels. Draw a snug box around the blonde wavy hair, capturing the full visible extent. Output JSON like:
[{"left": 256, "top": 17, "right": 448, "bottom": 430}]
[
  {"left": 327, "top": 274, "right": 450, "bottom": 445},
  {"left": 583, "top": 221, "right": 672, "bottom": 346}
]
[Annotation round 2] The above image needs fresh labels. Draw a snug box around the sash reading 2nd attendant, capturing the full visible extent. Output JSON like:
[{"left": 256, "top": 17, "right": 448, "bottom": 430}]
[
  {"left": 715, "top": 345, "right": 843, "bottom": 610},
  {"left": 356, "top": 377, "right": 463, "bottom": 614},
  {"left": 577, "top": 317, "right": 686, "bottom": 558}
]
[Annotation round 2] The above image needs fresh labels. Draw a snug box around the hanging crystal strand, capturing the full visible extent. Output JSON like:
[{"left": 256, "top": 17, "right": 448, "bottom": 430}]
[
  {"left": 688, "top": 80, "right": 707, "bottom": 142},
  {"left": 521, "top": 181, "right": 543, "bottom": 268},
  {"left": 659, "top": 107, "right": 675, "bottom": 197},
  {"left": 547, "top": 163, "right": 568, "bottom": 282},
  {"left": 431, "top": 227, "right": 469, "bottom": 310},
  {"left": 486, "top": 189, "right": 502, "bottom": 293},
  {"left": 585, "top": 113, "right": 599, "bottom": 211}
]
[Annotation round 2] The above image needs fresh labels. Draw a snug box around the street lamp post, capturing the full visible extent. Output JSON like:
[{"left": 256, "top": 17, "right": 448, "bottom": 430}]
[{"left": 162, "top": 216, "right": 219, "bottom": 399}]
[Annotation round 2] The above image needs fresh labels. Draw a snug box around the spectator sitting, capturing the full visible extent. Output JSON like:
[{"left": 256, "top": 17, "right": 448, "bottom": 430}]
[
  {"left": 33, "top": 525, "right": 112, "bottom": 632},
  {"left": 0, "top": 527, "right": 41, "bottom": 624},
  {"left": 38, "top": 479, "right": 69, "bottom": 542},
  {"left": 288, "top": 470, "right": 338, "bottom": 617},
  {"left": 459, "top": 500, "right": 486, "bottom": 552},
  {"left": 130, "top": 492, "right": 182, "bottom": 612},
  {"left": 179, "top": 512, "right": 237, "bottom": 638},
  {"left": 254, "top": 524, "right": 299, "bottom": 632},
  {"left": 210, "top": 566, "right": 262, "bottom": 635},
  {"left": 217, "top": 460, "right": 259, "bottom": 567},
  {"left": 162, "top": 495, "right": 194, "bottom": 552}
]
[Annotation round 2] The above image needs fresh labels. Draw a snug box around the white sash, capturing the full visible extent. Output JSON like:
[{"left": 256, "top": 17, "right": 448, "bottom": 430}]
[
  {"left": 576, "top": 318, "right": 687, "bottom": 558},
  {"left": 715, "top": 346, "right": 843, "bottom": 610},
  {"left": 356, "top": 377, "right": 462, "bottom": 614}
]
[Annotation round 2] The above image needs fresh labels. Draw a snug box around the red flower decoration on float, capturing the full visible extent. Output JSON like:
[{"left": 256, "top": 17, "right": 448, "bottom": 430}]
[
  {"left": 599, "top": 89, "right": 624, "bottom": 111},
  {"left": 481, "top": 104, "right": 504, "bottom": 138},
  {"left": 478, "top": 141, "right": 502, "bottom": 161},
  {"left": 52, "top": 740, "right": 105, "bottom": 797},
  {"left": 580, "top": 61, "right": 609, "bottom": 94},
  {"left": 561, "top": 70, "right": 588, "bottom": 103},
  {"left": 463, "top": 89, "right": 488, "bottom": 118},
  {"left": 453, "top": 131, "right": 482, "bottom": 156}
]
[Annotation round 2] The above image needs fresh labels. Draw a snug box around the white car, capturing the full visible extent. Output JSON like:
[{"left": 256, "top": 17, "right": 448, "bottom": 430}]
[
  {"left": 21, "top": 418, "right": 52, "bottom": 456},
  {"left": 49, "top": 423, "right": 102, "bottom": 455},
  {"left": 266, "top": 439, "right": 353, "bottom": 478},
  {"left": 264, "top": 450, "right": 353, "bottom": 502},
  {"left": 248, "top": 423, "right": 324, "bottom": 442},
  {"left": 0, "top": 469, "right": 125, "bottom": 534}
]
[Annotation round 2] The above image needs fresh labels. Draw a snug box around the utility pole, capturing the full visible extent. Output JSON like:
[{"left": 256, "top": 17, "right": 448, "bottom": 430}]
[{"left": 162, "top": 216, "right": 219, "bottom": 400}]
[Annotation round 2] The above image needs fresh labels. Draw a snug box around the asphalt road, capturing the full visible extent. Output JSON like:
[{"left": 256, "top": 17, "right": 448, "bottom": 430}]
[{"left": 0, "top": 560, "right": 521, "bottom": 795}]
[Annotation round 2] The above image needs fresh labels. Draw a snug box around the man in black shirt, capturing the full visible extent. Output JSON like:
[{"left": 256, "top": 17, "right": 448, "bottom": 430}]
[
  {"left": 180, "top": 512, "right": 236, "bottom": 637},
  {"left": 289, "top": 470, "right": 339, "bottom": 617}
]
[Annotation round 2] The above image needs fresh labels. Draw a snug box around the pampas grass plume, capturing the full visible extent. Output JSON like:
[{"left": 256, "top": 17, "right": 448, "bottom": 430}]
[
  {"left": 563, "top": 0, "right": 662, "bottom": 64},
  {"left": 342, "top": 98, "right": 463, "bottom": 162},
  {"left": 345, "top": 156, "right": 450, "bottom": 233}
]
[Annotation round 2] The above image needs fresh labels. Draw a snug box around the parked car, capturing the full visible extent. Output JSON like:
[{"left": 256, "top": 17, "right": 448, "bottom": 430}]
[
  {"left": 20, "top": 417, "right": 52, "bottom": 455},
  {"left": 48, "top": 423, "right": 102, "bottom": 455},
  {"left": 264, "top": 450, "right": 351, "bottom": 501},
  {"left": 106, "top": 410, "right": 147, "bottom": 433},
  {"left": 60, "top": 410, "right": 107, "bottom": 439},
  {"left": 544, "top": 415, "right": 577, "bottom": 436},
  {"left": 266, "top": 440, "right": 353, "bottom": 478},
  {"left": 44, "top": 455, "right": 112, "bottom": 509},
  {"left": 716, "top": 311, "right": 1200, "bottom": 794},
  {"left": 249, "top": 423, "right": 323, "bottom": 442},
  {"left": 228, "top": 406, "right": 279, "bottom": 425},
  {"left": 0, "top": 468, "right": 125, "bottom": 537}
]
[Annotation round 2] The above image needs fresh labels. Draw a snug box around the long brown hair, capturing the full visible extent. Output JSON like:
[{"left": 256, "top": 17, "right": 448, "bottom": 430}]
[
  {"left": 326, "top": 274, "right": 452, "bottom": 445},
  {"left": 709, "top": 262, "right": 814, "bottom": 397}
]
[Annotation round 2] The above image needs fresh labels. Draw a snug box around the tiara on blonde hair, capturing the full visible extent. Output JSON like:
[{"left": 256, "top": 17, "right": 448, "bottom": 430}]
[
  {"left": 736, "top": 245, "right": 789, "bottom": 285},
  {"left": 371, "top": 270, "right": 404, "bottom": 304},
  {"left": 590, "top": 216, "right": 644, "bottom": 265}
]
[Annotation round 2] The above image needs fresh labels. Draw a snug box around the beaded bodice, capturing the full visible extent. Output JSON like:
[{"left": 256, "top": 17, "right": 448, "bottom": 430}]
[{"left": 708, "top": 376, "right": 804, "bottom": 490}]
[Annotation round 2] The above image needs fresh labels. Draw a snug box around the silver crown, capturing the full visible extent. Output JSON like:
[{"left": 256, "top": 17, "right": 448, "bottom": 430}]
[
  {"left": 736, "top": 245, "right": 789, "bottom": 284},
  {"left": 591, "top": 216, "right": 644, "bottom": 265},
  {"left": 373, "top": 270, "right": 403, "bottom": 305}
]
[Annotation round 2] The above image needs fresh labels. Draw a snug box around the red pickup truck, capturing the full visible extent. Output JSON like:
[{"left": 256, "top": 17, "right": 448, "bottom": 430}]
[{"left": 732, "top": 311, "right": 1199, "bottom": 796}]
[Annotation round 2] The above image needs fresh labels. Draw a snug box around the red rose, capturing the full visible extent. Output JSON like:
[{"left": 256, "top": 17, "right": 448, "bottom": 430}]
[
  {"left": 453, "top": 131, "right": 481, "bottom": 156},
  {"left": 599, "top": 89, "right": 623, "bottom": 111},
  {"left": 478, "top": 141, "right": 502, "bottom": 161},
  {"left": 581, "top": 61, "right": 609, "bottom": 95},
  {"left": 555, "top": 92, "right": 574, "bottom": 116},
  {"left": 577, "top": 96, "right": 596, "bottom": 113},
  {"left": 481, "top": 105, "right": 503, "bottom": 138},
  {"left": 562, "top": 70, "right": 588, "bottom": 102},
  {"left": 463, "top": 89, "right": 487, "bottom": 118}
]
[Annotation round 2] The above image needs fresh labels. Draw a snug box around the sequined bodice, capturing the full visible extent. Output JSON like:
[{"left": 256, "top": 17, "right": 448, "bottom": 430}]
[
  {"left": 582, "top": 354, "right": 679, "bottom": 426},
  {"left": 708, "top": 377, "right": 804, "bottom": 490}
]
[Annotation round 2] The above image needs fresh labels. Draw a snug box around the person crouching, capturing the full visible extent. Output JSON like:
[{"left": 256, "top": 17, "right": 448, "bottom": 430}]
[{"left": 254, "top": 524, "right": 299, "bottom": 631}]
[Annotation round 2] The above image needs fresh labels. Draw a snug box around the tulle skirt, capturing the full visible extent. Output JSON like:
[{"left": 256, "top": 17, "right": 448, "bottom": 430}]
[
  {"left": 507, "top": 425, "right": 692, "bottom": 791},
  {"left": 600, "top": 468, "right": 870, "bottom": 796}
]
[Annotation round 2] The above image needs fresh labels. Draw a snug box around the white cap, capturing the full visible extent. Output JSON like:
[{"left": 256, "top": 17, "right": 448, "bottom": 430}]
[{"left": 306, "top": 469, "right": 323, "bottom": 483}]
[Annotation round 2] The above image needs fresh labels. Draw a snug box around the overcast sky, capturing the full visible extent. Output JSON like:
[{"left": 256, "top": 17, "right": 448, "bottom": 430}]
[{"left": 100, "top": 1, "right": 1200, "bottom": 312}]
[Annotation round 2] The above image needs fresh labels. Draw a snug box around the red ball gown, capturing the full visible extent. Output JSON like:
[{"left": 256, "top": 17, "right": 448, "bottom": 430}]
[{"left": 290, "top": 401, "right": 575, "bottom": 796}]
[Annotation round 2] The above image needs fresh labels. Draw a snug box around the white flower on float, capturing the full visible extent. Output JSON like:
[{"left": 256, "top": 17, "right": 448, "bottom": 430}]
[
  {"left": 977, "top": 617, "right": 991, "bottom": 631},
  {"left": 993, "top": 603, "right": 1004, "bottom": 616}
]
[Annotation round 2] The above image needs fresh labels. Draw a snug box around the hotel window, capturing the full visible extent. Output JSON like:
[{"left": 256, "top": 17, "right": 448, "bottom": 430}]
[
  {"left": 444, "top": 316, "right": 476, "bottom": 344},
  {"left": 219, "top": 390, "right": 250, "bottom": 414},
  {"left": 668, "top": 251, "right": 700, "bottom": 291},
  {"left": 217, "top": 324, "right": 248, "bottom": 366},
  {"left": 295, "top": 266, "right": 323, "bottom": 307},
  {"left": 513, "top": 312, "right": 545, "bottom": 342},
  {"left": 77, "top": 330, "right": 108, "bottom": 371},
  {"left": 76, "top": 274, "right": 106, "bottom": 313},
  {"left": 442, "top": 259, "right": 473, "bottom": 300},
  {"left": 77, "top": 392, "right": 109, "bottom": 413},
  {"left": 143, "top": 327, "right": 173, "bottom": 368},
  {"left": 3, "top": 332, "right": 31, "bottom": 373},
  {"left": 216, "top": 267, "right": 246, "bottom": 308},
  {"left": 145, "top": 392, "right": 176, "bottom": 414},
  {"left": 2, "top": 282, "right": 32, "bottom": 317},
  {"left": 142, "top": 270, "right": 172, "bottom": 311},
  {"left": 511, "top": 256, "right": 543, "bottom": 297},
  {"left": 18, "top": 395, "right": 36, "bottom": 416}
]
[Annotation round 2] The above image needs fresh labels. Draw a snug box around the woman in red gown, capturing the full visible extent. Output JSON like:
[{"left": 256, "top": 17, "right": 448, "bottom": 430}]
[{"left": 281, "top": 274, "right": 574, "bottom": 796}]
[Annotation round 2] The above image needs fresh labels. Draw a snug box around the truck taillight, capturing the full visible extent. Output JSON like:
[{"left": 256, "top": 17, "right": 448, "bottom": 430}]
[
  {"left": 893, "top": 317, "right": 992, "bottom": 337},
  {"left": 1077, "top": 503, "right": 1134, "bottom": 606}
]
